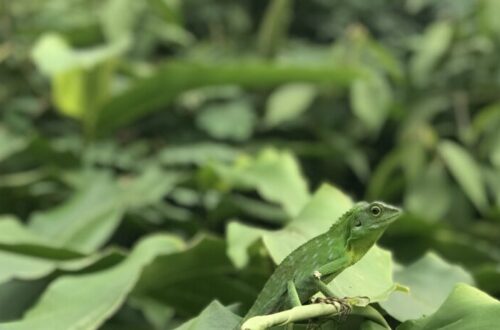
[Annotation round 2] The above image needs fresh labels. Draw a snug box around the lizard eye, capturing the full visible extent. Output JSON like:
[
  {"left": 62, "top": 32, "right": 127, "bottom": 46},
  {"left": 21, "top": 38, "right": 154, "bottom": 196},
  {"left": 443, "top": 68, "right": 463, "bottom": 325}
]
[{"left": 370, "top": 205, "right": 382, "bottom": 217}]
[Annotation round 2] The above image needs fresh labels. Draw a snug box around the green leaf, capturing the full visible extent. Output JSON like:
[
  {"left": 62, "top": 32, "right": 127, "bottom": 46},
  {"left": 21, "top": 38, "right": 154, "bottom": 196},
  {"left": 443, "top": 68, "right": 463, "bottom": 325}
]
[
  {"left": 96, "top": 60, "right": 362, "bottom": 133},
  {"left": 0, "top": 214, "right": 125, "bottom": 288},
  {"left": 32, "top": 34, "right": 127, "bottom": 76},
  {"left": 256, "top": 0, "right": 292, "bottom": 57},
  {"left": 146, "top": 0, "right": 183, "bottom": 25},
  {"left": 100, "top": 0, "right": 145, "bottom": 41},
  {"left": 174, "top": 300, "right": 240, "bottom": 330},
  {"left": 29, "top": 173, "right": 124, "bottom": 254},
  {"left": 264, "top": 83, "right": 317, "bottom": 127},
  {"left": 350, "top": 72, "right": 392, "bottom": 131},
  {"left": 404, "top": 161, "right": 451, "bottom": 221},
  {"left": 218, "top": 148, "right": 310, "bottom": 217},
  {"left": 0, "top": 128, "right": 29, "bottom": 163},
  {"left": 132, "top": 236, "right": 259, "bottom": 317},
  {"left": 119, "top": 166, "right": 184, "bottom": 209},
  {"left": 329, "top": 246, "right": 396, "bottom": 303},
  {"left": 438, "top": 140, "right": 487, "bottom": 211},
  {"left": 0, "top": 234, "right": 184, "bottom": 330},
  {"left": 397, "top": 284, "right": 500, "bottom": 330},
  {"left": 410, "top": 21, "right": 453, "bottom": 86},
  {"left": 31, "top": 33, "right": 128, "bottom": 135},
  {"left": 381, "top": 252, "right": 474, "bottom": 322},
  {"left": 159, "top": 143, "right": 241, "bottom": 166},
  {"left": 196, "top": 101, "right": 256, "bottom": 141},
  {"left": 0, "top": 280, "right": 50, "bottom": 322},
  {"left": 227, "top": 222, "right": 267, "bottom": 269}
]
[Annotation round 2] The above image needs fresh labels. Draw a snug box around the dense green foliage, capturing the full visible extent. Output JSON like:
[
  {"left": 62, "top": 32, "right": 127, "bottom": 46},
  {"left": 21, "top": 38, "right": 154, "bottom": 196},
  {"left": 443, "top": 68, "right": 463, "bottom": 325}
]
[{"left": 1, "top": 0, "right": 500, "bottom": 329}]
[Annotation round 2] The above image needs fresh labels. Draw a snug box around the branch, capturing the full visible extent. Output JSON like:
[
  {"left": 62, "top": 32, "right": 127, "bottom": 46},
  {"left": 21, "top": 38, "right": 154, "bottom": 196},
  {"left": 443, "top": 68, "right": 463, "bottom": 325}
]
[{"left": 241, "top": 301, "right": 345, "bottom": 330}]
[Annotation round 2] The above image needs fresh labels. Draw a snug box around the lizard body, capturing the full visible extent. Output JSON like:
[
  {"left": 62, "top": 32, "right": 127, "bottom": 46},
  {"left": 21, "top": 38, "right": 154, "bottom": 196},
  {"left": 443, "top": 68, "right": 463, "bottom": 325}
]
[{"left": 240, "top": 201, "right": 401, "bottom": 327}]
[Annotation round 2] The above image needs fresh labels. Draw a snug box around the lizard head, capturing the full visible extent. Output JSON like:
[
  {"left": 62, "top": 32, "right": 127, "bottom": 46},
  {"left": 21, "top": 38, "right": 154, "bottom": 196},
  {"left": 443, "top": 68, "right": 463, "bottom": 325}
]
[{"left": 347, "top": 201, "right": 402, "bottom": 258}]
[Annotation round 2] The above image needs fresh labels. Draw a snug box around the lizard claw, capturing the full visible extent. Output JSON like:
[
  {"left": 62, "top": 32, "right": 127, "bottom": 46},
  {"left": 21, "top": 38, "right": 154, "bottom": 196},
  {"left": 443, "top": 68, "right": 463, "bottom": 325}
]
[
  {"left": 313, "top": 270, "right": 322, "bottom": 279},
  {"left": 312, "top": 296, "right": 352, "bottom": 319}
]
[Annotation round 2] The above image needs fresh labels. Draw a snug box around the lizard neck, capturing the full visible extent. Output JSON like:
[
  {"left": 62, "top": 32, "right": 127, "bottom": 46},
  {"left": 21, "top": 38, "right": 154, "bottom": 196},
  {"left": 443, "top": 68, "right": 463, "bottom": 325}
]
[
  {"left": 347, "top": 230, "right": 383, "bottom": 263},
  {"left": 324, "top": 222, "right": 350, "bottom": 249}
]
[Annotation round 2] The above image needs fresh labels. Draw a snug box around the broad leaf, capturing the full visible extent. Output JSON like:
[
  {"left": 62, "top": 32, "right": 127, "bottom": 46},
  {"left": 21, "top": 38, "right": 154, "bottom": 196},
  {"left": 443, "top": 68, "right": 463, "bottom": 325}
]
[
  {"left": 381, "top": 252, "right": 474, "bottom": 321},
  {"left": 264, "top": 83, "right": 317, "bottom": 127},
  {"left": 329, "top": 246, "right": 396, "bottom": 303},
  {"left": 29, "top": 174, "right": 123, "bottom": 254},
  {"left": 410, "top": 21, "right": 453, "bottom": 86},
  {"left": 397, "top": 284, "right": 500, "bottom": 330},
  {"left": 216, "top": 148, "right": 310, "bottom": 217},
  {"left": 132, "top": 236, "right": 260, "bottom": 317},
  {"left": 350, "top": 71, "right": 391, "bottom": 131},
  {"left": 159, "top": 143, "right": 241, "bottom": 166},
  {"left": 0, "top": 234, "right": 184, "bottom": 330},
  {"left": 196, "top": 100, "right": 256, "bottom": 141},
  {"left": 174, "top": 300, "right": 240, "bottom": 330},
  {"left": 438, "top": 140, "right": 487, "bottom": 211}
]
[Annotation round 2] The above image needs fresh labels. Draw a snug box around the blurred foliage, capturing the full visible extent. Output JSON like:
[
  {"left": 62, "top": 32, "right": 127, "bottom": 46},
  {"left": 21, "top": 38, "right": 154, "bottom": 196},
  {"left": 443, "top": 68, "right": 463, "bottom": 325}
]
[{"left": 1, "top": 0, "right": 500, "bottom": 329}]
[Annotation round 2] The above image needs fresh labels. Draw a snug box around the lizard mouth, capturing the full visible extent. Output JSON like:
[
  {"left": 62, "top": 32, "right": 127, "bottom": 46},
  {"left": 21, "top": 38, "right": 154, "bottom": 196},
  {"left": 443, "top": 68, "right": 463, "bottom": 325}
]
[{"left": 369, "top": 211, "right": 402, "bottom": 229}]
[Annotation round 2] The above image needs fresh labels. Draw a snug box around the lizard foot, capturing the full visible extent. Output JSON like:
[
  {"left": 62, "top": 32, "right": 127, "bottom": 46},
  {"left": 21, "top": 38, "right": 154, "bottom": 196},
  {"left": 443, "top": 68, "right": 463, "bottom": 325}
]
[{"left": 312, "top": 296, "right": 353, "bottom": 319}]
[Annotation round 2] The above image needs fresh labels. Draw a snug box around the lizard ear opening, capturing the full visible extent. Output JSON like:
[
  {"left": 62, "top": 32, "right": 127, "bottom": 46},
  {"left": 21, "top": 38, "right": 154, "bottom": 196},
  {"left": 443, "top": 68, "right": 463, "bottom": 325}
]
[{"left": 354, "top": 218, "right": 362, "bottom": 227}]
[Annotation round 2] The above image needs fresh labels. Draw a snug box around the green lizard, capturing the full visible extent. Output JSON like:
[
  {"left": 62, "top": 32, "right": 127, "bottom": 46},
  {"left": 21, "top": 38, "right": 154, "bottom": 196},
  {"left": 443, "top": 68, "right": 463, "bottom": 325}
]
[{"left": 239, "top": 201, "right": 401, "bottom": 329}]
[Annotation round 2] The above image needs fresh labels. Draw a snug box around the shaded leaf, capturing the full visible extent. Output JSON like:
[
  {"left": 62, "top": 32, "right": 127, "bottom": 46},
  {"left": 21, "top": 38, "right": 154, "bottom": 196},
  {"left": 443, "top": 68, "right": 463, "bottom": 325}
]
[
  {"left": 438, "top": 140, "right": 487, "bottom": 211},
  {"left": 29, "top": 174, "right": 123, "bottom": 253},
  {"left": 0, "top": 128, "right": 29, "bottom": 163},
  {"left": 174, "top": 300, "right": 240, "bottom": 330},
  {"left": 196, "top": 101, "right": 256, "bottom": 141},
  {"left": 0, "top": 280, "right": 50, "bottom": 322},
  {"left": 398, "top": 284, "right": 500, "bottom": 330},
  {"left": 410, "top": 22, "right": 453, "bottom": 86},
  {"left": 405, "top": 161, "right": 451, "bottom": 221},
  {"left": 350, "top": 72, "right": 391, "bottom": 131},
  {"left": 119, "top": 166, "right": 184, "bottom": 209},
  {"left": 132, "top": 236, "right": 258, "bottom": 317},
  {"left": 0, "top": 234, "right": 184, "bottom": 330},
  {"left": 381, "top": 252, "right": 474, "bottom": 322},
  {"left": 159, "top": 143, "right": 241, "bottom": 166}
]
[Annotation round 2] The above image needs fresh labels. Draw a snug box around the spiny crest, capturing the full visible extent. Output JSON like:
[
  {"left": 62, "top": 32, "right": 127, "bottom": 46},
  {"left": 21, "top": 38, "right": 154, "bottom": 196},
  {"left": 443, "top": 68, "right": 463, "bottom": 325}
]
[{"left": 329, "top": 201, "right": 368, "bottom": 230}]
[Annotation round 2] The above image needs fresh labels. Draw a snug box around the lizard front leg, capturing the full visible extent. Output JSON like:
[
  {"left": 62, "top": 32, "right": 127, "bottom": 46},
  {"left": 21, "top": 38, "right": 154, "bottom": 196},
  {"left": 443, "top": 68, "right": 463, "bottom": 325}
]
[
  {"left": 311, "top": 256, "right": 353, "bottom": 316},
  {"left": 312, "top": 255, "right": 350, "bottom": 291}
]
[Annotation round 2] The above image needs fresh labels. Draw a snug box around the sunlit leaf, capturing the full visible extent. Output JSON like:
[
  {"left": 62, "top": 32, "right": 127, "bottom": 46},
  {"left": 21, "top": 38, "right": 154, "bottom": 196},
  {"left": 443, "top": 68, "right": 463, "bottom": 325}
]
[
  {"left": 264, "top": 83, "right": 317, "bottom": 127},
  {"left": 216, "top": 148, "right": 310, "bottom": 217}
]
